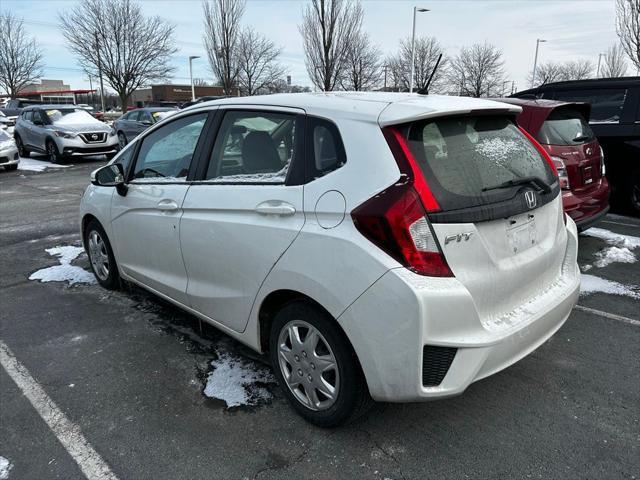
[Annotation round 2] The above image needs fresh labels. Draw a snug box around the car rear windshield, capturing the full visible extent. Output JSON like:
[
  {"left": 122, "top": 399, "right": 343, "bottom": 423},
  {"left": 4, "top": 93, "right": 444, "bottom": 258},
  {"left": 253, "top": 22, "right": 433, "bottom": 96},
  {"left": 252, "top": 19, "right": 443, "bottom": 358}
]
[
  {"left": 405, "top": 115, "right": 556, "bottom": 213},
  {"left": 536, "top": 107, "right": 596, "bottom": 146}
]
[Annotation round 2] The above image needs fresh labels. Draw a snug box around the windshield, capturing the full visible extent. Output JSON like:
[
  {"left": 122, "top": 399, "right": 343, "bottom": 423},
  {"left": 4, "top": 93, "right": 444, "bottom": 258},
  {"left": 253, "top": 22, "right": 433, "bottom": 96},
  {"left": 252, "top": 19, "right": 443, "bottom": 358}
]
[
  {"left": 406, "top": 115, "right": 556, "bottom": 212},
  {"left": 45, "top": 109, "right": 97, "bottom": 125},
  {"left": 536, "top": 107, "right": 596, "bottom": 146}
]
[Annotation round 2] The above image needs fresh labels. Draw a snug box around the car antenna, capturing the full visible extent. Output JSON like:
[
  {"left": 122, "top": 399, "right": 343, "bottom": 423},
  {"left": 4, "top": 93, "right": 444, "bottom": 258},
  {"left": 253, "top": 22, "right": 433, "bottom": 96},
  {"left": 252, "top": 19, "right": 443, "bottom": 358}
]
[{"left": 417, "top": 54, "right": 442, "bottom": 95}]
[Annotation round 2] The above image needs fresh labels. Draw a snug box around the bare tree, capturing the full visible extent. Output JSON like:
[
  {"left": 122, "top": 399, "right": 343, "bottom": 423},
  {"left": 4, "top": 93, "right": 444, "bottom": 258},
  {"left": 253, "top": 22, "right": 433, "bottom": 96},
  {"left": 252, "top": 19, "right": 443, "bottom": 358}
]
[
  {"left": 528, "top": 59, "right": 594, "bottom": 86},
  {"left": 0, "top": 12, "right": 44, "bottom": 98},
  {"left": 601, "top": 44, "right": 629, "bottom": 77},
  {"left": 527, "top": 61, "right": 564, "bottom": 86},
  {"left": 193, "top": 78, "right": 211, "bottom": 87},
  {"left": 561, "top": 59, "right": 594, "bottom": 80},
  {"left": 388, "top": 36, "right": 447, "bottom": 92},
  {"left": 236, "top": 27, "right": 285, "bottom": 95},
  {"left": 60, "top": 0, "right": 176, "bottom": 113},
  {"left": 299, "top": 0, "right": 363, "bottom": 91},
  {"left": 340, "top": 32, "right": 381, "bottom": 91},
  {"left": 448, "top": 42, "right": 504, "bottom": 97},
  {"left": 202, "top": 0, "right": 245, "bottom": 95},
  {"left": 616, "top": 0, "right": 640, "bottom": 71}
]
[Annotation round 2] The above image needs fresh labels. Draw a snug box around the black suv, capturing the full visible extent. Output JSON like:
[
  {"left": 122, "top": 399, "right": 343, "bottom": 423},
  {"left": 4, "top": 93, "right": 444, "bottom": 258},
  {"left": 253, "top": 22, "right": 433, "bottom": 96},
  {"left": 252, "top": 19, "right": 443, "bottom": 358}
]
[{"left": 512, "top": 77, "right": 640, "bottom": 213}]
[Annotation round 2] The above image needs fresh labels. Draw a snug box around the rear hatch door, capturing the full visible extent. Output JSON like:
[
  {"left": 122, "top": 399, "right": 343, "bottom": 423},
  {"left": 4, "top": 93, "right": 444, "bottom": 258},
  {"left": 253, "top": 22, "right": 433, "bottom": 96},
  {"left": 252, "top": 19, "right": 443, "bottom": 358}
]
[{"left": 398, "top": 113, "right": 566, "bottom": 330}]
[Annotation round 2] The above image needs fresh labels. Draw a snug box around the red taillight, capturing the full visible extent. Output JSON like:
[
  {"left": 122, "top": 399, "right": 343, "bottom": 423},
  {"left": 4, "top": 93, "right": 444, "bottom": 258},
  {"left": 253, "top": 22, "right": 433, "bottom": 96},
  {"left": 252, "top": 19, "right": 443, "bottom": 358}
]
[
  {"left": 518, "top": 126, "right": 558, "bottom": 177},
  {"left": 351, "top": 128, "right": 452, "bottom": 277},
  {"left": 382, "top": 127, "right": 440, "bottom": 212}
]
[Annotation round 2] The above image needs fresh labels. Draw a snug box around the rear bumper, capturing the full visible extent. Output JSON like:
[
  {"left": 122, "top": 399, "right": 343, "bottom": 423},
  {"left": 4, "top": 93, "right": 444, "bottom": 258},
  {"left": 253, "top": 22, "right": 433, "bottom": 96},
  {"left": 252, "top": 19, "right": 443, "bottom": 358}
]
[
  {"left": 563, "top": 178, "right": 610, "bottom": 229},
  {"left": 338, "top": 219, "right": 580, "bottom": 402}
]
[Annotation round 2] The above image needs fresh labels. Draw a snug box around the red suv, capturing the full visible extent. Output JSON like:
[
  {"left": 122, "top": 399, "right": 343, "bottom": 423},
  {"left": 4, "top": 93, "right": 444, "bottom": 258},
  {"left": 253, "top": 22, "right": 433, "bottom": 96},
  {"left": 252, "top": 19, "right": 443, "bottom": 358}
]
[{"left": 499, "top": 98, "right": 609, "bottom": 230}]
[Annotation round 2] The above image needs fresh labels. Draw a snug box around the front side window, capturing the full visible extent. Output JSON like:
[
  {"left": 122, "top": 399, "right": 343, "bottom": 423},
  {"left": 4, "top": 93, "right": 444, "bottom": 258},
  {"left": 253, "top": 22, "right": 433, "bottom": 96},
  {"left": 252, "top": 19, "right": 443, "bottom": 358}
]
[
  {"left": 132, "top": 113, "right": 207, "bottom": 182},
  {"left": 553, "top": 88, "right": 627, "bottom": 124},
  {"left": 206, "top": 110, "right": 296, "bottom": 182},
  {"left": 537, "top": 107, "right": 596, "bottom": 145},
  {"left": 406, "top": 115, "right": 556, "bottom": 212}
]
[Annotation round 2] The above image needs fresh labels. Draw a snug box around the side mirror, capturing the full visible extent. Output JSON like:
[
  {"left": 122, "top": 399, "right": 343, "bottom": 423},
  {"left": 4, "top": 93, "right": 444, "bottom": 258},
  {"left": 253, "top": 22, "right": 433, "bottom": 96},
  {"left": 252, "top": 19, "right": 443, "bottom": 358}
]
[{"left": 91, "top": 163, "right": 128, "bottom": 196}]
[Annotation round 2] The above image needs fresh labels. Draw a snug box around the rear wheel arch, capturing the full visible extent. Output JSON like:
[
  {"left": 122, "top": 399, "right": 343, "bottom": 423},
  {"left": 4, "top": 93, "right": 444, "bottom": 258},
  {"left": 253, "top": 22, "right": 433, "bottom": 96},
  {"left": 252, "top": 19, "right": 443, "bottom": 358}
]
[{"left": 258, "top": 290, "right": 365, "bottom": 375}]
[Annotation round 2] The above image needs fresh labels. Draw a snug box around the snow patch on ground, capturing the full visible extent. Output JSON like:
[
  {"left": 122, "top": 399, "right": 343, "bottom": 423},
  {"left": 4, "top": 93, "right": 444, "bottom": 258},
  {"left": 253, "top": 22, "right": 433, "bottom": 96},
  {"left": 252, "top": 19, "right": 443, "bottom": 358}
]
[
  {"left": 0, "top": 457, "right": 12, "bottom": 480},
  {"left": 582, "top": 227, "right": 640, "bottom": 250},
  {"left": 594, "top": 246, "right": 636, "bottom": 268},
  {"left": 580, "top": 274, "right": 640, "bottom": 299},
  {"left": 29, "top": 246, "right": 96, "bottom": 285},
  {"left": 203, "top": 352, "right": 276, "bottom": 408},
  {"left": 18, "top": 157, "right": 71, "bottom": 172}
]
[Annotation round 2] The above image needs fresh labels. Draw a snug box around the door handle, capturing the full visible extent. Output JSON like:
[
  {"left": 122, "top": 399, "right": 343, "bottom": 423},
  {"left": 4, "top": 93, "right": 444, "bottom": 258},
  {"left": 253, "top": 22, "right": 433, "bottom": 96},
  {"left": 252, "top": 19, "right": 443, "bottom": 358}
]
[
  {"left": 255, "top": 201, "right": 296, "bottom": 216},
  {"left": 156, "top": 199, "right": 179, "bottom": 211}
]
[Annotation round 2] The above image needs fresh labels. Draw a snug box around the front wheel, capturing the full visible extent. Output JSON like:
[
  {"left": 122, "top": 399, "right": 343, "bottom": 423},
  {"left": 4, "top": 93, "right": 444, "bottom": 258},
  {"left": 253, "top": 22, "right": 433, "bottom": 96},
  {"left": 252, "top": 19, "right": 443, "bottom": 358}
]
[
  {"left": 15, "top": 135, "right": 29, "bottom": 157},
  {"left": 46, "top": 140, "right": 64, "bottom": 164},
  {"left": 269, "top": 301, "right": 372, "bottom": 427},
  {"left": 84, "top": 220, "right": 120, "bottom": 289},
  {"left": 117, "top": 132, "right": 127, "bottom": 149}
]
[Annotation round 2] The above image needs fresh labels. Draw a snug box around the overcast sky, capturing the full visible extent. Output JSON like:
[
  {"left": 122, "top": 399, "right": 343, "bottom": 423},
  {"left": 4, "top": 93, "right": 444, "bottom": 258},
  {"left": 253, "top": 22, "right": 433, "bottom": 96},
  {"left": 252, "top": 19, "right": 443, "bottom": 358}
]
[{"left": 2, "top": 0, "right": 627, "bottom": 94}]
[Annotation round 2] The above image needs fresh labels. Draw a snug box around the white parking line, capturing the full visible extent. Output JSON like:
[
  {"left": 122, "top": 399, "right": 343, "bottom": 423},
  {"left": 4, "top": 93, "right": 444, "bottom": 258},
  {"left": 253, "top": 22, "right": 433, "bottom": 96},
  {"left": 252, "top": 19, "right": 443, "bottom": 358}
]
[
  {"left": 575, "top": 305, "right": 640, "bottom": 327},
  {"left": 0, "top": 340, "right": 118, "bottom": 480}
]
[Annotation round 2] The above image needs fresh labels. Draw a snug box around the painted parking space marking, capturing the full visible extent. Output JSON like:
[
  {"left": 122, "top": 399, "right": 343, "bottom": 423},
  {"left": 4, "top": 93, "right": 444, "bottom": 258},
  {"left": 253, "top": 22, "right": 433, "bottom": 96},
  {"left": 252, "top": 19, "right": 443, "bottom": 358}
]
[
  {"left": 0, "top": 340, "right": 118, "bottom": 480},
  {"left": 575, "top": 305, "right": 640, "bottom": 327}
]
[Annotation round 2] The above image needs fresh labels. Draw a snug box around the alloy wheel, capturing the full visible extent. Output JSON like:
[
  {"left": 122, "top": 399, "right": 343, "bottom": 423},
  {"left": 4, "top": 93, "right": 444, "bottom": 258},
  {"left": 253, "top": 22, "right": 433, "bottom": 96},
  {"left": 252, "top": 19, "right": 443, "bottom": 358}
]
[
  {"left": 88, "top": 230, "right": 110, "bottom": 281},
  {"left": 47, "top": 142, "right": 57, "bottom": 163},
  {"left": 117, "top": 132, "right": 127, "bottom": 149},
  {"left": 277, "top": 320, "right": 340, "bottom": 411}
]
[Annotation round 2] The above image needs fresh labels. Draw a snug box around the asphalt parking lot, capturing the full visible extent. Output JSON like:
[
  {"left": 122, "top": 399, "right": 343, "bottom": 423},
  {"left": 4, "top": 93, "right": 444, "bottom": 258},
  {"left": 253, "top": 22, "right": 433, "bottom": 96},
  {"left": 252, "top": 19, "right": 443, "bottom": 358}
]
[{"left": 1, "top": 156, "right": 639, "bottom": 480}]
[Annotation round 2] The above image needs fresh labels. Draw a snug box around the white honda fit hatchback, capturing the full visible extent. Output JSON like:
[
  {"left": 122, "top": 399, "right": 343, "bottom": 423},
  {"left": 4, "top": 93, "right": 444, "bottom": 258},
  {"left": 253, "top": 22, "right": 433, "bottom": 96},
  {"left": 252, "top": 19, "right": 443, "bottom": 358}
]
[{"left": 80, "top": 93, "right": 580, "bottom": 426}]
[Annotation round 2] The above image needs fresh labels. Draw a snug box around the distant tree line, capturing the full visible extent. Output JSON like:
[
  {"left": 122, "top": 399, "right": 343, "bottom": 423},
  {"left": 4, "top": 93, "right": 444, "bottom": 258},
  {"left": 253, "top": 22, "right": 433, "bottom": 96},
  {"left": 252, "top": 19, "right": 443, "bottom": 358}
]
[{"left": 1, "top": 0, "right": 639, "bottom": 101}]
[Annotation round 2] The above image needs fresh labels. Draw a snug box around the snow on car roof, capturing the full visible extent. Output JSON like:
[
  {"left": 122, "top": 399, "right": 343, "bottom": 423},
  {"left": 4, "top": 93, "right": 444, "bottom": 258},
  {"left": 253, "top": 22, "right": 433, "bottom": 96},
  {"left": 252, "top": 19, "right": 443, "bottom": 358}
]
[{"left": 194, "top": 92, "right": 521, "bottom": 126}]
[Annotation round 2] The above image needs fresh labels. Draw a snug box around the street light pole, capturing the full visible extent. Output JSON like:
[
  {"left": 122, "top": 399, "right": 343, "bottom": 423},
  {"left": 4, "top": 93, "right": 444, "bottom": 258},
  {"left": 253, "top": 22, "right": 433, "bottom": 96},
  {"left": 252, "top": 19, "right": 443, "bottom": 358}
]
[
  {"left": 189, "top": 56, "right": 200, "bottom": 101},
  {"left": 597, "top": 53, "right": 605, "bottom": 78},
  {"left": 531, "top": 38, "right": 546, "bottom": 88},
  {"left": 409, "top": 6, "right": 429, "bottom": 93}
]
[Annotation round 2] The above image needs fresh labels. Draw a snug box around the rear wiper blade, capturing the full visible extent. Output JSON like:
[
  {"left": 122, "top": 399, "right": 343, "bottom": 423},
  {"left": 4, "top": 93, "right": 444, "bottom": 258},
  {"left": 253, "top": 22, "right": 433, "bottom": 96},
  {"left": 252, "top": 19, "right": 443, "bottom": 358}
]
[
  {"left": 482, "top": 176, "right": 551, "bottom": 194},
  {"left": 573, "top": 134, "right": 591, "bottom": 143}
]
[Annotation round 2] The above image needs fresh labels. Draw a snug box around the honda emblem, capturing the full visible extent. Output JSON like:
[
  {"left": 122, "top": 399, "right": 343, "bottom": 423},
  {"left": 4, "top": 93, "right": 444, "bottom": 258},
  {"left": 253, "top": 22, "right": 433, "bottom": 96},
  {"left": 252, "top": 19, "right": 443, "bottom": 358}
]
[{"left": 524, "top": 190, "right": 537, "bottom": 209}]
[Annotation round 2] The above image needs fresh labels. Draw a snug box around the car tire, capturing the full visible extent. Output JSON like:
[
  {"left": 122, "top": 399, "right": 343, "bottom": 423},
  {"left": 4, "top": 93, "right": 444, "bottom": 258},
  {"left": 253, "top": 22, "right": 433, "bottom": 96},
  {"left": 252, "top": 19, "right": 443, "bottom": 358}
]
[
  {"left": 15, "top": 135, "right": 29, "bottom": 157},
  {"left": 117, "top": 132, "right": 127, "bottom": 149},
  {"left": 5, "top": 164, "right": 18, "bottom": 171},
  {"left": 269, "top": 300, "right": 372, "bottom": 427},
  {"left": 46, "top": 140, "right": 64, "bottom": 164},
  {"left": 629, "top": 168, "right": 640, "bottom": 214},
  {"left": 84, "top": 219, "right": 120, "bottom": 290}
]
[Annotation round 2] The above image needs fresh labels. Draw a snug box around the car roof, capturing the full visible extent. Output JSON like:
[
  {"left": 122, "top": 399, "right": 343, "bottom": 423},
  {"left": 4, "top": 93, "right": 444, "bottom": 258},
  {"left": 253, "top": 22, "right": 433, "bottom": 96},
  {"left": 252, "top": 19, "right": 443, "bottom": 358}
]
[
  {"left": 23, "top": 104, "right": 82, "bottom": 111},
  {"left": 193, "top": 92, "right": 521, "bottom": 125},
  {"left": 495, "top": 97, "right": 591, "bottom": 135},
  {"left": 513, "top": 76, "right": 640, "bottom": 96},
  {"left": 141, "top": 107, "right": 178, "bottom": 112}
]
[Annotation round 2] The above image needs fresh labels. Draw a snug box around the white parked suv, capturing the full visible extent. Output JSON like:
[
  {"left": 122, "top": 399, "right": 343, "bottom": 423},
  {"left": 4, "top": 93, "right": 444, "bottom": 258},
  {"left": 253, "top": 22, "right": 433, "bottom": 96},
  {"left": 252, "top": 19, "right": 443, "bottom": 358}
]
[{"left": 80, "top": 93, "right": 580, "bottom": 426}]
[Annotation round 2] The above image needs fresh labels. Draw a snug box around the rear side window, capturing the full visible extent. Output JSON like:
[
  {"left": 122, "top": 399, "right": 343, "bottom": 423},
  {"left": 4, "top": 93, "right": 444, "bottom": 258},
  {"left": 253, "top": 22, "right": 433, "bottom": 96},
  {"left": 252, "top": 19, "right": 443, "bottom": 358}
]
[
  {"left": 205, "top": 110, "right": 296, "bottom": 183},
  {"left": 537, "top": 107, "right": 596, "bottom": 145},
  {"left": 406, "top": 116, "right": 556, "bottom": 212},
  {"left": 553, "top": 88, "right": 627, "bottom": 123},
  {"left": 306, "top": 117, "right": 346, "bottom": 179}
]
